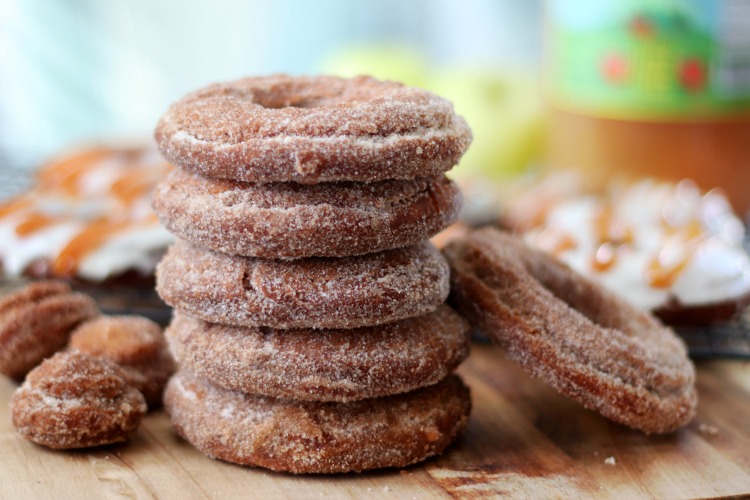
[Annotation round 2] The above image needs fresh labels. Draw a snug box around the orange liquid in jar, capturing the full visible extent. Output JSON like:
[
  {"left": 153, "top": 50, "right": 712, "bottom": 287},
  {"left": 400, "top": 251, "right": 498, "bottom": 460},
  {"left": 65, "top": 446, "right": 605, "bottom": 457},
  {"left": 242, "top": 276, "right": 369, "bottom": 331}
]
[
  {"left": 544, "top": 0, "right": 750, "bottom": 215},
  {"left": 547, "top": 110, "right": 750, "bottom": 215}
]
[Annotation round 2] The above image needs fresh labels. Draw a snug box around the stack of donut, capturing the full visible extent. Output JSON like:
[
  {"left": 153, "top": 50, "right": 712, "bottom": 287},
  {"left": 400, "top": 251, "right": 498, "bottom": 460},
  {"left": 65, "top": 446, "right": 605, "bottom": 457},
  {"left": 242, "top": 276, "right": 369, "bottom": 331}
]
[{"left": 151, "top": 75, "right": 474, "bottom": 474}]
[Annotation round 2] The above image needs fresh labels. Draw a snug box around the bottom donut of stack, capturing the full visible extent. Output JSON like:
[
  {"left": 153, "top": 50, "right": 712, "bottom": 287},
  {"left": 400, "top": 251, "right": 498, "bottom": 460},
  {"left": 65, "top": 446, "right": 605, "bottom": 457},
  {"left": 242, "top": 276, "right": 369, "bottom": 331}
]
[
  {"left": 165, "top": 371, "right": 470, "bottom": 474},
  {"left": 157, "top": 243, "right": 472, "bottom": 473}
]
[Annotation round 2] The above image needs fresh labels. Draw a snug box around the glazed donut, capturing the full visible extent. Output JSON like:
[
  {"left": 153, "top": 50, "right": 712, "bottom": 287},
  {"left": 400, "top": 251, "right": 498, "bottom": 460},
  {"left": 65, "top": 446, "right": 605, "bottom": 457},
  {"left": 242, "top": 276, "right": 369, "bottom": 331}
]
[
  {"left": 68, "top": 315, "right": 175, "bottom": 408},
  {"left": 155, "top": 75, "right": 472, "bottom": 184},
  {"left": 443, "top": 227, "right": 697, "bottom": 434},
  {"left": 0, "top": 281, "right": 100, "bottom": 379},
  {"left": 152, "top": 168, "right": 461, "bottom": 259},
  {"left": 10, "top": 351, "right": 146, "bottom": 449},
  {"left": 164, "top": 370, "right": 471, "bottom": 473},
  {"left": 0, "top": 144, "right": 173, "bottom": 284},
  {"left": 156, "top": 240, "right": 449, "bottom": 329},
  {"left": 165, "top": 305, "right": 469, "bottom": 402},
  {"left": 504, "top": 173, "right": 750, "bottom": 325}
]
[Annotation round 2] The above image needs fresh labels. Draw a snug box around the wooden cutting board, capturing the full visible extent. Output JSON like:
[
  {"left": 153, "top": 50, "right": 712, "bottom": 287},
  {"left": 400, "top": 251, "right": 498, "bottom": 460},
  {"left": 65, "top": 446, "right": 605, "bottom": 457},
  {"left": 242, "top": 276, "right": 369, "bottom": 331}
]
[{"left": 2, "top": 343, "right": 749, "bottom": 499}]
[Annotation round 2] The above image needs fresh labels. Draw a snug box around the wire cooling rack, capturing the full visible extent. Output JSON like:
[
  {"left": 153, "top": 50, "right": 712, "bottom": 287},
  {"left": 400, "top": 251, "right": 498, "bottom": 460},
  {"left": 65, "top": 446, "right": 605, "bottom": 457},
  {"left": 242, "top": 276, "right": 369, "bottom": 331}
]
[
  {"left": 0, "top": 165, "right": 32, "bottom": 202},
  {"left": 674, "top": 309, "right": 750, "bottom": 359}
]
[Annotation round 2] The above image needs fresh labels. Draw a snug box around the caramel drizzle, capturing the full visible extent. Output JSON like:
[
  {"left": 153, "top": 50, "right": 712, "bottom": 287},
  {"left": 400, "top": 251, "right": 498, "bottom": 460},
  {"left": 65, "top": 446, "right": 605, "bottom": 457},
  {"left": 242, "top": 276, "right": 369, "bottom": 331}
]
[
  {"left": 1, "top": 199, "right": 61, "bottom": 237},
  {"left": 646, "top": 219, "right": 704, "bottom": 289},
  {"left": 36, "top": 147, "right": 117, "bottom": 195},
  {"left": 535, "top": 227, "right": 577, "bottom": 256},
  {"left": 0, "top": 197, "right": 32, "bottom": 219},
  {"left": 526, "top": 181, "right": 712, "bottom": 290},
  {"left": 590, "top": 204, "right": 634, "bottom": 272},
  {"left": 109, "top": 167, "right": 160, "bottom": 205},
  {"left": 1, "top": 146, "right": 169, "bottom": 276},
  {"left": 585, "top": 200, "right": 706, "bottom": 289},
  {"left": 51, "top": 218, "right": 132, "bottom": 276},
  {"left": 15, "top": 212, "right": 59, "bottom": 236}
]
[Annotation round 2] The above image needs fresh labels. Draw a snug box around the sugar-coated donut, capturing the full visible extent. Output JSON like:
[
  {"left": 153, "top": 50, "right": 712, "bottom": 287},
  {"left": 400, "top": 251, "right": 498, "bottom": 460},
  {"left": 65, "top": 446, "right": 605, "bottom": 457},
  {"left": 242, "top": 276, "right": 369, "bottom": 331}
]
[
  {"left": 10, "top": 351, "right": 146, "bottom": 449},
  {"left": 164, "top": 370, "right": 471, "bottom": 473},
  {"left": 155, "top": 75, "right": 471, "bottom": 184},
  {"left": 68, "top": 315, "right": 175, "bottom": 408},
  {"left": 0, "top": 281, "right": 100, "bottom": 379},
  {"left": 165, "top": 306, "right": 469, "bottom": 402},
  {"left": 152, "top": 168, "right": 461, "bottom": 259},
  {"left": 444, "top": 227, "right": 697, "bottom": 434},
  {"left": 156, "top": 240, "right": 449, "bottom": 329}
]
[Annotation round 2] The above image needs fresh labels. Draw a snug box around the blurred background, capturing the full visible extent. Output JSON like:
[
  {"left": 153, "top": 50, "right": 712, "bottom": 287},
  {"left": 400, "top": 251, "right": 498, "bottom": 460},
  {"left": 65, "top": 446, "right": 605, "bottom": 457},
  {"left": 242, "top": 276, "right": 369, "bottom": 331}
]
[
  {"left": 3, "top": 0, "right": 750, "bottom": 207},
  {"left": 0, "top": 0, "right": 544, "bottom": 180}
]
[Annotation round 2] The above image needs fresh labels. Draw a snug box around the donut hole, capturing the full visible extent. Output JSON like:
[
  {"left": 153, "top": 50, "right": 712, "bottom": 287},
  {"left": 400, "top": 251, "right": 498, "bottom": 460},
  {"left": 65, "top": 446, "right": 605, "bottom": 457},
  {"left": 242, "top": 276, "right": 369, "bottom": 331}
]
[
  {"left": 253, "top": 87, "right": 344, "bottom": 110},
  {"left": 219, "top": 192, "right": 240, "bottom": 207},
  {"left": 251, "top": 80, "right": 381, "bottom": 110},
  {"left": 525, "top": 257, "right": 633, "bottom": 334}
]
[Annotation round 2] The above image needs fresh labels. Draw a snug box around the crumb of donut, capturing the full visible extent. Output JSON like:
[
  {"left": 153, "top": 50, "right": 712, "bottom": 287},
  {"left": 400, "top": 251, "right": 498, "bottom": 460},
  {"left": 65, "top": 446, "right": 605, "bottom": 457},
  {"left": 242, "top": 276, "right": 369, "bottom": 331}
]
[
  {"left": 698, "top": 423, "right": 719, "bottom": 436},
  {"left": 10, "top": 351, "right": 146, "bottom": 449},
  {"left": 69, "top": 315, "right": 175, "bottom": 408},
  {"left": 604, "top": 457, "right": 616, "bottom": 466},
  {"left": 0, "top": 280, "right": 100, "bottom": 379}
]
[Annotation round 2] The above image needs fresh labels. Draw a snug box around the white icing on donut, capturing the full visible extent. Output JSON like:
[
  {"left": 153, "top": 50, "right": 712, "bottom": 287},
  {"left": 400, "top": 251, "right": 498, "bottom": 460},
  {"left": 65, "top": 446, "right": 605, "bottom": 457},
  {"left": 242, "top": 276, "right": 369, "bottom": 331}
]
[
  {"left": 517, "top": 175, "right": 750, "bottom": 310},
  {"left": 0, "top": 145, "right": 174, "bottom": 282}
]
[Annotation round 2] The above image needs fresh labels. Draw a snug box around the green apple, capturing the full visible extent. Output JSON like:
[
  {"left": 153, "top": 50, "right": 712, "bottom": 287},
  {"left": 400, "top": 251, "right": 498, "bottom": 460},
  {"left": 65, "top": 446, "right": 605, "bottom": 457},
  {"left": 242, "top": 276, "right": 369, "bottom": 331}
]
[
  {"left": 318, "top": 45, "right": 429, "bottom": 89},
  {"left": 426, "top": 69, "right": 544, "bottom": 181},
  {"left": 320, "top": 49, "right": 544, "bottom": 182}
]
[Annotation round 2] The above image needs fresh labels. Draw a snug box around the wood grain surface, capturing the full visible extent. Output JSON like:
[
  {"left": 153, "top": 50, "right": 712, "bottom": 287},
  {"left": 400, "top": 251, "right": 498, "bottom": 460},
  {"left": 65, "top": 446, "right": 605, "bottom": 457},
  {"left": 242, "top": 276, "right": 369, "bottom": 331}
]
[{"left": 1, "top": 343, "right": 749, "bottom": 499}]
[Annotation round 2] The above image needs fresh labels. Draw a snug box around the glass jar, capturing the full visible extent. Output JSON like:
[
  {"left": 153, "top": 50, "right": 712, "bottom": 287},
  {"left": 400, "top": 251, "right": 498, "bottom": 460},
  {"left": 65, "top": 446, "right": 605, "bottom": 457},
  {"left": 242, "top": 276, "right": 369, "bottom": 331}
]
[{"left": 544, "top": 0, "right": 750, "bottom": 215}]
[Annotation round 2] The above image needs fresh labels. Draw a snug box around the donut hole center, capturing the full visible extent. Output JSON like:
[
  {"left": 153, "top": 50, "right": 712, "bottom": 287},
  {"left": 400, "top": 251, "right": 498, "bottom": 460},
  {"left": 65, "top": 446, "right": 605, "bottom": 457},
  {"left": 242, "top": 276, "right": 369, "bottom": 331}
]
[
  {"left": 252, "top": 82, "right": 379, "bottom": 110},
  {"left": 253, "top": 88, "right": 347, "bottom": 110},
  {"left": 528, "top": 261, "right": 627, "bottom": 332},
  {"left": 256, "top": 94, "right": 331, "bottom": 109}
]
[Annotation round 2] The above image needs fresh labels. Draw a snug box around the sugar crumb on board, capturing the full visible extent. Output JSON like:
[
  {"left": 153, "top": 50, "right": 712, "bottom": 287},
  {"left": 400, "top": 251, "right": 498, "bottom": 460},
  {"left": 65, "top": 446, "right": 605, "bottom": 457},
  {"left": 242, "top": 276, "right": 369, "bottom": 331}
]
[{"left": 698, "top": 423, "right": 719, "bottom": 436}]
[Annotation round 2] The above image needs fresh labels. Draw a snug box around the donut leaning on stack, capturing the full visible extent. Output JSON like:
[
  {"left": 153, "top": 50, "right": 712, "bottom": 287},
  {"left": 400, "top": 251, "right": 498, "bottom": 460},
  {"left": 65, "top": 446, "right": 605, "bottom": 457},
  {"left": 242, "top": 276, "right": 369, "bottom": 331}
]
[{"left": 152, "top": 75, "right": 473, "bottom": 474}]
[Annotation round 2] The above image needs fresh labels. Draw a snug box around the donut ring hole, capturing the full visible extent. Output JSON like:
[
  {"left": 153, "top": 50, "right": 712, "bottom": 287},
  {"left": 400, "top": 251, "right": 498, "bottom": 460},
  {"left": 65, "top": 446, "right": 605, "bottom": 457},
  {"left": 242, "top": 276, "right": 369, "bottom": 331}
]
[
  {"left": 243, "top": 81, "right": 387, "bottom": 110},
  {"left": 525, "top": 258, "right": 630, "bottom": 333},
  {"left": 253, "top": 89, "right": 340, "bottom": 109}
]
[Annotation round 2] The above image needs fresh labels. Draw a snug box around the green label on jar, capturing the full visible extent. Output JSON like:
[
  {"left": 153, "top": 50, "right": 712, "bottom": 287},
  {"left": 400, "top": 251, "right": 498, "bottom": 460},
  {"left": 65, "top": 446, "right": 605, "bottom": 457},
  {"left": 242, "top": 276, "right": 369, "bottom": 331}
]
[{"left": 546, "top": 0, "right": 750, "bottom": 120}]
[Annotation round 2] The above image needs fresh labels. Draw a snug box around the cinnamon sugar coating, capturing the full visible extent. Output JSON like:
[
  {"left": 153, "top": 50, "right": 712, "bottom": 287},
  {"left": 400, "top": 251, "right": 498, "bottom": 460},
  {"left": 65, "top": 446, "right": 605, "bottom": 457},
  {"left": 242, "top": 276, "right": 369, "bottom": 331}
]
[
  {"left": 10, "top": 351, "right": 146, "bottom": 449},
  {"left": 156, "top": 240, "right": 449, "bottom": 329},
  {"left": 69, "top": 315, "right": 175, "bottom": 408},
  {"left": 152, "top": 169, "right": 461, "bottom": 258},
  {"left": 0, "top": 281, "right": 100, "bottom": 379},
  {"left": 164, "top": 370, "right": 470, "bottom": 473},
  {"left": 166, "top": 306, "right": 469, "bottom": 402},
  {"left": 444, "top": 227, "right": 697, "bottom": 434},
  {"left": 155, "top": 75, "right": 471, "bottom": 183}
]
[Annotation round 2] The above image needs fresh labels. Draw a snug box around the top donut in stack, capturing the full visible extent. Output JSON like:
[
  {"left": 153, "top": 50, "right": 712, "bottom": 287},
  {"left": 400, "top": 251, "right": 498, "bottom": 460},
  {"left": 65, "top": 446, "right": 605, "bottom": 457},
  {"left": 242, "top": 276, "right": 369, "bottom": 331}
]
[
  {"left": 151, "top": 75, "right": 473, "bottom": 473},
  {"left": 153, "top": 75, "right": 470, "bottom": 259}
]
